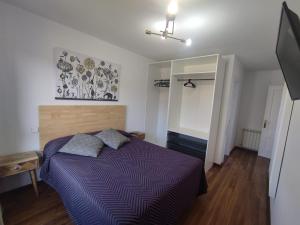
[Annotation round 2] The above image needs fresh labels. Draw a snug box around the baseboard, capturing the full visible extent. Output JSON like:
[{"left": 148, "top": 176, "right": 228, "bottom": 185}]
[{"left": 225, "top": 146, "right": 237, "bottom": 157}]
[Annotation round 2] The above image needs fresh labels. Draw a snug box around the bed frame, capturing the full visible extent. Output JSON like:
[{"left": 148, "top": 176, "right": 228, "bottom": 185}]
[{"left": 39, "top": 105, "right": 126, "bottom": 150}]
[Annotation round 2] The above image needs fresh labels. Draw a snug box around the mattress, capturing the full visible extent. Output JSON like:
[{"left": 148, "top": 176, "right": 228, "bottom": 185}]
[{"left": 40, "top": 132, "right": 207, "bottom": 225}]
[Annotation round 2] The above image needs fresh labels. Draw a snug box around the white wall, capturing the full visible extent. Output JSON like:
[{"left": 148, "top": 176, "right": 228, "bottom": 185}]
[
  {"left": 215, "top": 55, "right": 245, "bottom": 164},
  {"left": 0, "top": 1, "right": 151, "bottom": 192},
  {"left": 0, "top": 13, "right": 10, "bottom": 154},
  {"left": 235, "top": 70, "right": 284, "bottom": 147},
  {"left": 270, "top": 100, "right": 300, "bottom": 225},
  {"left": 269, "top": 85, "right": 292, "bottom": 198},
  {"left": 225, "top": 57, "right": 245, "bottom": 155},
  {"left": 145, "top": 62, "right": 171, "bottom": 146},
  {"left": 270, "top": 3, "right": 300, "bottom": 223},
  {"left": 179, "top": 80, "right": 214, "bottom": 134},
  {"left": 0, "top": 24, "right": 7, "bottom": 153}
]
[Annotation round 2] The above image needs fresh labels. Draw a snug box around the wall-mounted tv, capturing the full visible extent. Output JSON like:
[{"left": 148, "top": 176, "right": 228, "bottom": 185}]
[{"left": 276, "top": 2, "right": 300, "bottom": 100}]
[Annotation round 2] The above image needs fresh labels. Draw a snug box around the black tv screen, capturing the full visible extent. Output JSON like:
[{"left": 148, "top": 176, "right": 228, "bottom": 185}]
[{"left": 276, "top": 2, "right": 300, "bottom": 100}]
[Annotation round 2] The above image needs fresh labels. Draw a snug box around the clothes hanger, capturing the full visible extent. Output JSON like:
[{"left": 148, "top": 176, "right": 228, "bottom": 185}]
[{"left": 184, "top": 79, "right": 196, "bottom": 88}]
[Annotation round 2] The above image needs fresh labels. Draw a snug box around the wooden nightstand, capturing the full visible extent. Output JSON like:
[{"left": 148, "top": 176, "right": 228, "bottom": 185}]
[
  {"left": 0, "top": 151, "right": 39, "bottom": 197},
  {"left": 129, "top": 132, "right": 145, "bottom": 140}
]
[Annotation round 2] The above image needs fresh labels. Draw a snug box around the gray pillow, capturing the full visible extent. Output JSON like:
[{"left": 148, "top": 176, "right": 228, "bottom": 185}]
[
  {"left": 95, "top": 129, "right": 130, "bottom": 150},
  {"left": 59, "top": 134, "right": 104, "bottom": 157}
]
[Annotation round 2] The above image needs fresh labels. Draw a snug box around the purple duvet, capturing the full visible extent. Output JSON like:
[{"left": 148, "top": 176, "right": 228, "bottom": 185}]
[{"left": 40, "top": 133, "right": 207, "bottom": 225}]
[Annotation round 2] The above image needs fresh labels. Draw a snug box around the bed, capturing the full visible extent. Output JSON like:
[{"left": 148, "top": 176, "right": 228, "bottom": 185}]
[{"left": 39, "top": 105, "right": 207, "bottom": 225}]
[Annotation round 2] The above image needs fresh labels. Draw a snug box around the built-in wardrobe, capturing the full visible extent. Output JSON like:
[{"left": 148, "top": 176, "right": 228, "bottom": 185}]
[{"left": 145, "top": 54, "right": 226, "bottom": 171}]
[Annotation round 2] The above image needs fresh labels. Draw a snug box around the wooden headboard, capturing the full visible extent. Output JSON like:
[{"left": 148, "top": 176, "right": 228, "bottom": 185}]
[{"left": 39, "top": 105, "right": 126, "bottom": 150}]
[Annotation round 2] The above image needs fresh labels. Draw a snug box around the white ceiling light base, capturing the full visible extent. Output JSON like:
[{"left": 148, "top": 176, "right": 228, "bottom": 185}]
[{"left": 145, "top": 1, "right": 192, "bottom": 46}]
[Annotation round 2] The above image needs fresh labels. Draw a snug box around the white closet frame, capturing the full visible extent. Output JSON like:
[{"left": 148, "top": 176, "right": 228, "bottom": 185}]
[{"left": 145, "top": 54, "right": 225, "bottom": 171}]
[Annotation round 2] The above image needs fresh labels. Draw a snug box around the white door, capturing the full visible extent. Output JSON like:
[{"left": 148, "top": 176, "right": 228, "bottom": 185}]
[{"left": 258, "top": 85, "right": 283, "bottom": 158}]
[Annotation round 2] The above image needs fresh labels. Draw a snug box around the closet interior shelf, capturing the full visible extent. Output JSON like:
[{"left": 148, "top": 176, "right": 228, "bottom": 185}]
[
  {"left": 172, "top": 71, "right": 216, "bottom": 76},
  {"left": 154, "top": 79, "right": 170, "bottom": 87},
  {"left": 177, "top": 78, "right": 215, "bottom": 81}
]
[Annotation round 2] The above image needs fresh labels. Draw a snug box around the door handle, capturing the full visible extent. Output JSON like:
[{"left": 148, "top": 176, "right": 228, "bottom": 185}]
[{"left": 263, "top": 120, "right": 267, "bottom": 128}]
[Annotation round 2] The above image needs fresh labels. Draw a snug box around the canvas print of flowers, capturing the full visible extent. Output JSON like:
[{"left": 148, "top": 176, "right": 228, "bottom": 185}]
[{"left": 55, "top": 48, "right": 120, "bottom": 101}]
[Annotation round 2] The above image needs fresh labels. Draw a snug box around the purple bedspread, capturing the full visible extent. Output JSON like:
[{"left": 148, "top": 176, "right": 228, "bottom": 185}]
[{"left": 40, "top": 133, "right": 207, "bottom": 225}]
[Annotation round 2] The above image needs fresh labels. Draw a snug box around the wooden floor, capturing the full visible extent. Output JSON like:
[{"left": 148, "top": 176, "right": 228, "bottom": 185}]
[
  {"left": 181, "top": 148, "right": 270, "bottom": 225},
  {"left": 0, "top": 148, "right": 270, "bottom": 225}
]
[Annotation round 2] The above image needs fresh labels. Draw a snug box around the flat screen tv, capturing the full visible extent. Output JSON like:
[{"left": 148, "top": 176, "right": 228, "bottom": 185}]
[{"left": 276, "top": 2, "right": 300, "bottom": 100}]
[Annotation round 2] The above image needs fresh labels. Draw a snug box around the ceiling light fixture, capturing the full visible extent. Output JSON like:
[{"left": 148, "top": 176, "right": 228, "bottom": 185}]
[
  {"left": 145, "top": 1, "right": 192, "bottom": 46},
  {"left": 185, "top": 38, "right": 192, "bottom": 46},
  {"left": 167, "top": 0, "right": 178, "bottom": 15}
]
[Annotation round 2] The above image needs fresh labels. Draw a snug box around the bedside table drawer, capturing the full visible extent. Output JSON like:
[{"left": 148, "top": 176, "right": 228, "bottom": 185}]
[{"left": 0, "top": 160, "right": 38, "bottom": 177}]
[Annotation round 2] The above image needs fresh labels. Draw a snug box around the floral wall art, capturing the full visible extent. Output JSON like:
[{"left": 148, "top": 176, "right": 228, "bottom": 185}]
[{"left": 55, "top": 48, "right": 120, "bottom": 101}]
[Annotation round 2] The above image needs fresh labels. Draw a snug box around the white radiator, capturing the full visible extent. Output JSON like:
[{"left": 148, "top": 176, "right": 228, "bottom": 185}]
[{"left": 241, "top": 129, "right": 261, "bottom": 151}]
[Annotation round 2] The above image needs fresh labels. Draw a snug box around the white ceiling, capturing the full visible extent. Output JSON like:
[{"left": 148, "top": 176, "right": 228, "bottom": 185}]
[{"left": 1, "top": 0, "right": 300, "bottom": 71}]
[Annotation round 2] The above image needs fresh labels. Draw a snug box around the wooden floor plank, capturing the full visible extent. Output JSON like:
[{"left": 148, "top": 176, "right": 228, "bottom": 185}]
[{"left": 0, "top": 148, "right": 270, "bottom": 225}]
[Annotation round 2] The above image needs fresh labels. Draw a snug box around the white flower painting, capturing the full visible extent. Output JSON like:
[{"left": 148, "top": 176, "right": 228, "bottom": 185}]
[{"left": 55, "top": 48, "right": 120, "bottom": 101}]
